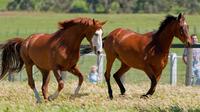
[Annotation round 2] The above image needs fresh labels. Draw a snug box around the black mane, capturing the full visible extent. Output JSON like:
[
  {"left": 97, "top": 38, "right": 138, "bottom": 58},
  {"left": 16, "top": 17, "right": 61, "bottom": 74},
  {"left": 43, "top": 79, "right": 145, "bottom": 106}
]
[
  {"left": 145, "top": 15, "right": 178, "bottom": 55},
  {"left": 155, "top": 15, "right": 177, "bottom": 36}
]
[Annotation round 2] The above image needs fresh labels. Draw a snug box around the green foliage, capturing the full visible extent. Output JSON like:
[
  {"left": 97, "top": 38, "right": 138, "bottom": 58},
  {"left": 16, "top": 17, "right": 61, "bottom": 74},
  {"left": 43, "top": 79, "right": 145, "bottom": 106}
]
[
  {"left": 0, "top": 0, "right": 9, "bottom": 11},
  {"left": 7, "top": 0, "right": 34, "bottom": 11},
  {"left": 3, "top": 0, "right": 200, "bottom": 14},
  {"left": 70, "top": 0, "right": 89, "bottom": 13}
]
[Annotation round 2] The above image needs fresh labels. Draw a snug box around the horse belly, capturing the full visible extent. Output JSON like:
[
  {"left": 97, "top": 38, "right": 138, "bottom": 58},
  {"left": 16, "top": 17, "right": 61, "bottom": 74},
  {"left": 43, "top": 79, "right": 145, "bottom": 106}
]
[
  {"left": 117, "top": 50, "right": 145, "bottom": 69},
  {"left": 29, "top": 48, "right": 53, "bottom": 69}
]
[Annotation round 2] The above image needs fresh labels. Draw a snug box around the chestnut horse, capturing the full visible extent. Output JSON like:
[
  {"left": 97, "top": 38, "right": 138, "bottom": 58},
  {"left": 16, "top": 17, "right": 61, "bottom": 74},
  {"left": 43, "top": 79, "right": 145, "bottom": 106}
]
[
  {"left": 103, "top": 13, "right": 191, "bottom": 99},
  {"left": 0, "top": 17, "right": 106, "bottom": 103}
]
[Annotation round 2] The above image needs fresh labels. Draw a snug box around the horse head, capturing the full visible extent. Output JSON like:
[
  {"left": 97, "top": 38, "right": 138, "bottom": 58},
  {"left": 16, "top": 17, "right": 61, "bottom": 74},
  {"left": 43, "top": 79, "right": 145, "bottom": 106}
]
[
  {"left": 85, "top": 19, "right": 106, "bottom": 55},
  {"left": 174, "top": 13, "right": 192, "bottom": 47}
]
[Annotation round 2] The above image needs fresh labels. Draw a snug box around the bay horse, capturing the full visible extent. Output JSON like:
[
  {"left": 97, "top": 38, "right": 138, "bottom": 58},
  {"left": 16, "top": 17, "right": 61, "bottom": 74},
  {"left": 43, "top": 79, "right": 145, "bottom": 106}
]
[
  {"left": 0, "top": 17, "right": 106, "bottom": 103},
  {"left": 103, "top": 13, "right": 192, "bottom": 99}
]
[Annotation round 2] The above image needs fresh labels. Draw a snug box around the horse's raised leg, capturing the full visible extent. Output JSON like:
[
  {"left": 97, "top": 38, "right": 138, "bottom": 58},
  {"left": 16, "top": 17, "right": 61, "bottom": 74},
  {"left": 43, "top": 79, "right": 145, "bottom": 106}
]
[
  {"left": 38, "top": 68, "right": 50, "bottom": 101},
  {"left": 48, "top": 70, "right": 64, "bottom": 101},
  {"left": 25, "top": 64, "right": 41, "bottom": 103},
  {"left": 104, "top": 55, "right": 116, "bottom": 100},
  {"left": 68, "top": 66, "right": 83, "bottom": 95},
  {"left": 113, "top": 62, "right": 130, "bottom": 95}
]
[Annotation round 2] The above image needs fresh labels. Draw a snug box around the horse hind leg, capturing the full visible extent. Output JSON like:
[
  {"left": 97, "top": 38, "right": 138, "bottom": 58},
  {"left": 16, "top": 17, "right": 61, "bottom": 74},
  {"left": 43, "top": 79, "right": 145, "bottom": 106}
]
[
  {"left": 104, "top": 53, "right": 116, "bottom": 100},
  {"left": 48, "top": 70, "right": 64, "bottom": 101},
  {"left": 38, "top": 68, "right": 50, "bottom": 101},
  {"left": 113, "top": 62, "right": 130, "bottom": 95},
  {"left": 25, "top": 64, "right": 41, "bottom": 103},
  {"left": 68, "top": 66, "right": 83, "bottom": 95}
]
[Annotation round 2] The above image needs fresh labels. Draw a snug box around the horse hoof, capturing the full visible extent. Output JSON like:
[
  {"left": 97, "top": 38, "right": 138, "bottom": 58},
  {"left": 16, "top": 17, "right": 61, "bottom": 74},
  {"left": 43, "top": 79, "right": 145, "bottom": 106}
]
[
  {"left": 36, "top": 100, "right": 42, "bottom": 104},
  {"left": 140, "top": 94, "right": 149, "bottom": 99},
  {"left": 120, "top": 93, "right": 126, "bottom": 97},
  {"left": 48, "top": 96, "right": 55, "bottom": 101},
  {"left": 44, "top": 99, "right": 48, "bottom": 103},
  {"left": 109, "top": 95, "right": 113, "bottom": 100},
  {"left": 121, "top": 89, "right": 126, "bottom": 95}
]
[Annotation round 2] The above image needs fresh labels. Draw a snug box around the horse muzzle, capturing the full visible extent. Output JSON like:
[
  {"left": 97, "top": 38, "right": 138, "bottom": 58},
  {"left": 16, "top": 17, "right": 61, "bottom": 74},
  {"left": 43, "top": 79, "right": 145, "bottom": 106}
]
[{"left": 185, "top": 41, "right": 192, "bottom": 48}]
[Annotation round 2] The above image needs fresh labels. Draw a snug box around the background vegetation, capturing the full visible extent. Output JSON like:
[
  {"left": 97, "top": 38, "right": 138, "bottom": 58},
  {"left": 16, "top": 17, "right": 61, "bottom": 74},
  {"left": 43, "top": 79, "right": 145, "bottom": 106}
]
[{"left": 1, "top": 0, "right": 200, "bottom": 14}]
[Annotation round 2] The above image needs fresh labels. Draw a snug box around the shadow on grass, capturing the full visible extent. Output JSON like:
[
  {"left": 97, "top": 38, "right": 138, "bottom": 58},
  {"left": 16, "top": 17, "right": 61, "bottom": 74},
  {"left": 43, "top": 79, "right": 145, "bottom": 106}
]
[{"left": 69, "top": 92, "right": 90, "bottom": 100}]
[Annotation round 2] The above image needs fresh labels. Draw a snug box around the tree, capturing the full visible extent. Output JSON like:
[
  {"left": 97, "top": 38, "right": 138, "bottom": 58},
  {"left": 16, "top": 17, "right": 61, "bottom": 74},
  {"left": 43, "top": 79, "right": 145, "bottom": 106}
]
[
  {"left": 7, "top": 0, "right": 34, "bottom": 11},
  {"left": 39, "top": 0, "right": 73, "bottom": 12},
  {"left": 86, "top": 0, "right": 99, "bottom": 13}
]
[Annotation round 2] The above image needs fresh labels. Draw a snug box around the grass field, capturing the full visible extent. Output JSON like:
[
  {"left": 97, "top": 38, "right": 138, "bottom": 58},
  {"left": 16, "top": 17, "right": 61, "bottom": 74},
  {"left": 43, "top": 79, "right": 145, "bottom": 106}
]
[{"left": 0, "top": 81, "right": 199, "bottom": 112}]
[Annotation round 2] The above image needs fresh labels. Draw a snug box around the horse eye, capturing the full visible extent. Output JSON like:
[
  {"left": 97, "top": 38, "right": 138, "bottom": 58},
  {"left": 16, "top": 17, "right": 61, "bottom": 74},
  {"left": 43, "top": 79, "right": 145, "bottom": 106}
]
[{"left": 94, "top": 33, "right": 98, "bottom": 36}]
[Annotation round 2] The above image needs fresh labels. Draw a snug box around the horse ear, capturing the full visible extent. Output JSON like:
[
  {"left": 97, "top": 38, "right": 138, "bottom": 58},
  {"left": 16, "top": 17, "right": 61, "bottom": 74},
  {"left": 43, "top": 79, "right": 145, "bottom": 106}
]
[
  {"left": 178, "top": 13, "right": 183, "bottom": 21},
  {"left": 101, "top": 21, "right": 107, "bottom": 26}
]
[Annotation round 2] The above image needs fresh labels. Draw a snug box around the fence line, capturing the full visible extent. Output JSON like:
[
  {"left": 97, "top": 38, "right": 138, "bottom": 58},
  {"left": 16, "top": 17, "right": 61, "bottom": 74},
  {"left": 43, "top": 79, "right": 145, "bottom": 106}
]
[{"left": 0, "top": 41, "right": 199, "bottom": 86}]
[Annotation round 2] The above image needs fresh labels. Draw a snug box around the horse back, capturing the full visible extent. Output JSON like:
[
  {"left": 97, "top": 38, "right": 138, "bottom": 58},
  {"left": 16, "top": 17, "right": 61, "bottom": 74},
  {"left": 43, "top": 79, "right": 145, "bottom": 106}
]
[{"left": 105, "top": 28, "right": 151, "bottom": 51}]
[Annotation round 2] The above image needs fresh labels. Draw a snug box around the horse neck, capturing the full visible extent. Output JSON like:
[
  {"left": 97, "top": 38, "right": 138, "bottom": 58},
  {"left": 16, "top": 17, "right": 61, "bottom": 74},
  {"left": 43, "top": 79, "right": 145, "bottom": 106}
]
[
  {"left": 61, "top": 27, "right": 86, "bottom": 51},
  {"left": 154, "top": 24, "right": 176, "bottom": 54}
]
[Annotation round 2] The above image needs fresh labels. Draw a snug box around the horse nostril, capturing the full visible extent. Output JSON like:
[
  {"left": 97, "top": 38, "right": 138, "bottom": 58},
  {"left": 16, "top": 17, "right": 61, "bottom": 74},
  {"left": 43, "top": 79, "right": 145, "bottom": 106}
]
[{"left": 97, "top": 51, "right": 101, "bottom": 55}]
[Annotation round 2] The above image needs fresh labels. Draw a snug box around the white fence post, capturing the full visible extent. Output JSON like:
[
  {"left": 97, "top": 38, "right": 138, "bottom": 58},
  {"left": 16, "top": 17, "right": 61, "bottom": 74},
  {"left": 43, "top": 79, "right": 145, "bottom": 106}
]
[
  {"left": 186, "top": 48, "right": 193, "bottom": 86},
  {"left": 170, "top": 53, "right": 177, "bottom": 85}
]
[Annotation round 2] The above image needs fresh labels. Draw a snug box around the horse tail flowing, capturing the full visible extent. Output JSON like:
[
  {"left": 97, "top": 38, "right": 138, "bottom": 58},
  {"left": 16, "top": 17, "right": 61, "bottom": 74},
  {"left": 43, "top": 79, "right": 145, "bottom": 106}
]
[{"left": 0, "top": 38, "right": 24, "bottom": 80}]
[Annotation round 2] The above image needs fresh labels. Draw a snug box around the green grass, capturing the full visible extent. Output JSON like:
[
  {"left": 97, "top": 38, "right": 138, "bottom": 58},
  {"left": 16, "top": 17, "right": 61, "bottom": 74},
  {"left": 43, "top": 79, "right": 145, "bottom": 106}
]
[
  {"left": 0, "top": 81, "right": 200, "bottom": 111},
  {"left": 0, "top": 12, "right": 200, "bottom": 42}
]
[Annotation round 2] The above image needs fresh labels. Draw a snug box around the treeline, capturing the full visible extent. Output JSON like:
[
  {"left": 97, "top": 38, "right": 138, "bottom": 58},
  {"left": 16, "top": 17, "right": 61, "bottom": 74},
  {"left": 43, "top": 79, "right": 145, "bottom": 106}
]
[{"left": 6, "top": 0, "right": 200, "bottom": 14}]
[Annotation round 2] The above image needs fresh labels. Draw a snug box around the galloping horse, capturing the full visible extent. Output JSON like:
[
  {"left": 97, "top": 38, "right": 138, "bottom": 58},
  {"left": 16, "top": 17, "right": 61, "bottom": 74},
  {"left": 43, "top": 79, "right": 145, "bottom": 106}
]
[
  {"left": 103, "top": 13, "right": 191, "bottom": 99},
  {"left": 0, "top": 17, "right": 106, "bottom": 103}
]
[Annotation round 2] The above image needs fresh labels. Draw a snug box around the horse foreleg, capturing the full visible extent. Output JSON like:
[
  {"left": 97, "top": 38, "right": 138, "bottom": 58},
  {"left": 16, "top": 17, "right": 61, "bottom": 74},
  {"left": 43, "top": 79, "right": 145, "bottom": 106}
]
[
  {"left": 146, "top": 73, "right": 162, "bottom": 96},
  {"left": 26, "top": 65, "right": 41, "bottom": 103},
  {"left": 68, "top": 67, "right": 83, "bottom": 95},
  {"left": 48, "top": 70, "right": 64, "bottom": 101},
  {"left": 141, "top": 66, "right": 159, "bottom": 98},
  {"left": 113, "top": 63, "right": 130, "bottom": 95}
]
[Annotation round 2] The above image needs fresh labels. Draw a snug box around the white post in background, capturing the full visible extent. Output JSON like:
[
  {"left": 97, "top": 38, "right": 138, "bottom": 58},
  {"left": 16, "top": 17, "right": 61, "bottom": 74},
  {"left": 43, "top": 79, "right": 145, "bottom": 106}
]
[
  {"left": 97, "top": 53, "right": 104, "bottom": 82},
  {"left": 170, "top": 53, "right": 177, "bottom": 86},
  {"left": 186, "top": 48, "right": 193, "bottom": 86}
]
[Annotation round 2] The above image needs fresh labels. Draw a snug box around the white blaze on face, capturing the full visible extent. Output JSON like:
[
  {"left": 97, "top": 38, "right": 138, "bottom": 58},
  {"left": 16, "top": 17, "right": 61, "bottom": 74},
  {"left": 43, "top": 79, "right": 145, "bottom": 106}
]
[{"left": 92, "top": 29, "right": 103, "bottom": 54}]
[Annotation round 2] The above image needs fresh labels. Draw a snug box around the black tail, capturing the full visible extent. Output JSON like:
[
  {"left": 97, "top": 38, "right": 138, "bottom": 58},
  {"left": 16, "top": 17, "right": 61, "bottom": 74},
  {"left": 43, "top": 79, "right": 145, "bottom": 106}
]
[
  {"left": 0, "top": 38, "right": 24, "bottom": 80},
  {"left": 80, "top": 37, "right": 107, "bottom": 55}
]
